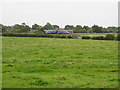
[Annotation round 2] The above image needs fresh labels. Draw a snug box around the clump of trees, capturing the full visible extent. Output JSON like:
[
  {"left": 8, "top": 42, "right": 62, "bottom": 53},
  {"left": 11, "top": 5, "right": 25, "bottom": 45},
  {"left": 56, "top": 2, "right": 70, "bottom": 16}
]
[
  {"left": 0, "top": 22, "right": 119, "bottom": 34},
  {"left": 1, "top": 23, "right": 31, "bottom": 33},
  {"left": 73, "top": 25, "right": 118, "bottom": 33}
]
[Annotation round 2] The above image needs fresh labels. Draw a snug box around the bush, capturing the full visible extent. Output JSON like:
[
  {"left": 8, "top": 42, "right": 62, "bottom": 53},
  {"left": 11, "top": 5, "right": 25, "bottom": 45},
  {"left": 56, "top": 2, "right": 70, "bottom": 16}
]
[
  {"left": 53, "top": 34, "right": 64, "bottom": 38},
  {"left": 82, "top": 36, "right": 91, "bottom": 39},
  {"left": 115, "top": 34, "right": 120, "bottom": 41},
  {"left": 91, "top": 36, "right": 105, "bottom": 40},
  {"left": 91, "top": 34, "right": 116, "bottom": 40},
  {"left": 71, "top": 35, "right": 78, "bottom": 39},
  {"left": 105, "top": 34, "right": 115, "bottom": 40},
  {"left": 59, "top": 35, "right": 66, "bottom": 38},
  {"left": 67, "top": 35, "right": 72, "bottom": 38},
  {"left": 34, "top": 30, "right": 45, "bottom": 34}
]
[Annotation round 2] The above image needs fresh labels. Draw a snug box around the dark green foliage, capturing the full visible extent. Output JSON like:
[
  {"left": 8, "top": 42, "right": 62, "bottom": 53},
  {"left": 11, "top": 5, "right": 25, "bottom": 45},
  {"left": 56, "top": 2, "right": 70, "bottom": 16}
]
[
  {"left": 12, "top": 23, "right": 31, "bottom": 33},
  {"left": 91, "top": 34, "right": 116, "bottom": 40},
  {"left": 2, "top": 33, "right": 78, "bottom": 39},
  {"left": 43, "top": 22, "right": 53, "bottom": 30},
  {"left": 32, "top": 23, "right": 39, "bottom": 30},
  {"left": 82, "top": 36, "right": 91, "bottom": 39},
  {"left": 1, "top": 25, "right": 13, "bottom": 33},
  {"left": 91, "top": 36, "right": 105, "bottom": 40},
  {"left": 118, "top": 27, "right": 120, "bottom": 33},
  {"left": 2, "top": 33, "right": 54, "bottom": 38},
  {"left": 73, "top": 25, "right": 85, "bottom": 33},
  {"left": 105, "top": 34, "right": 115, "bottom": 40},
  {"left": 67, "top": 35, "right": 72, "bottom": 38},
  {"left": 92, "top": 25, "right": 103, "bottom": 33},
  {"left": 71, "top": 35, "right": 78, "bottom": 39},
  {"left": 58, "top": 35, "right": 66, "bottom": 38},
  {"left": 1, "top": 23, "right": 118, "bottom": 33},
  {"left": 64, "top": 25, "right": 74, "bottom": 30},
  {"left": 53, "top": 34, "right": 77, "bottom": 39},
  {"left": 54, "top": 34, "right": 78, "bottom": 39},
  {"left": 34, "top": 30, "right": 45, "bottom": 34},
  {"left": 83, "top": 25, "right": 89, "bottom": 31},
  {"left": 0, "top": 24, "right": 7, "bottom": 33},
  {"left": 53, "top": 25, "right": 59, "bottom": 30},
  {"left": 115, "top": 34, "right": 120, "bottom": 41},
  {"left": 53, "top": 34, "right": 66, "bottom": 38},
  {"left": 107, "top": 26, "right": 118, "bottom": 33}
]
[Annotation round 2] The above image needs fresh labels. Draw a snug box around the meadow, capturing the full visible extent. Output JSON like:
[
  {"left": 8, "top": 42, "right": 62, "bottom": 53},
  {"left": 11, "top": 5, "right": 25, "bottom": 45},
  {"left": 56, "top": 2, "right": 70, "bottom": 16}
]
[
  {"left": 2, "top": 37, "right": 118, "bottom": 88},
  {"left": 73, "top": 33, "right": 117, "bottom": 37}
]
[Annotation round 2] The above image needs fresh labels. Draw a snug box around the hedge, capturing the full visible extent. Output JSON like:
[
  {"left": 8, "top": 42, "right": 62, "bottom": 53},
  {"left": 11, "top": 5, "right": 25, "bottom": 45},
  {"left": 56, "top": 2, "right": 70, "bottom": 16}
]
[
  {"left": 2, "top": 33, "right": 54, "bottom": 38},
  {"left": 115, "top": 33, "right": 120, "bottom": 41},
  {"left": 2, "top": 33, "right": 78, "bottom": 39},
  {"left": 105, "top": 34, "right": 115, "bottom": 40},
  {"left": 91, "top": 36, "right": 105, "bottom": 40},
  {"left": 2, "top": 33, "right": 119, "bottom": 41},
  {"left": 82, "top": 36, "right": 91, "bottom": 39},
  {"left": 91, "top": 34, "right": 118, "bottom": 40}
]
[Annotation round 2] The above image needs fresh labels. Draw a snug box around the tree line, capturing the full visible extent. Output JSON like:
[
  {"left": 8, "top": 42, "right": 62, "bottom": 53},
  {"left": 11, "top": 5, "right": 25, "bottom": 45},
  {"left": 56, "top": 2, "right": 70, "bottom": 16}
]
[{"left": 0, "top": 22, "right": 119, "bottom": 34}]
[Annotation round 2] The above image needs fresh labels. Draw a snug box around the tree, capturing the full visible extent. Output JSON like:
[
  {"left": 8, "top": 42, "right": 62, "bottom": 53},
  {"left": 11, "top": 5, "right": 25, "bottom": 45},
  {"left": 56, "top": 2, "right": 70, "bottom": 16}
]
[
  {"left": 12, "top": 23, "right": 31, "bottom": 33},
  {"left": 118, "top": 27, "right": 120, "bottom": 33},
  {"left": 43, "top": 23, "right": 53, "bottom": 30},
  {"left": 64, "top": 25, "right": 74, "bottom": 30},
  {"left": 73, "top": 25, "right": 83, "bottom": 33},
  {"left": 87, "top": 29, "right": 93, "bottom": 33},
  {"left": 101, "top": 28, "right": 108, "bottom": 33},
  {"left": 32, "top": 23, "right": 39, "bottom": 30},
  {"left": 36, "top": 26, "right": 43, "bottom": 31},
  {"left": 18, "top": 25, "right": 31, "bottom": 33},
  {"left": 92, "top": 25, "right": 103, "bottom": 33},
  {"left": 0, "top": 24, "right": 8, "bottom": 33},
  {"left": 83, "top": 25, "right": 89, "bottom": 31},
  {"left": 107, "top": 26, "right": 118, "bottom": 33},
  {"left": 21, "top": 23, "right": 26, "bottom": 26},
  {"left": 53, "top": 25, "right": 59, "bottom": 30}
]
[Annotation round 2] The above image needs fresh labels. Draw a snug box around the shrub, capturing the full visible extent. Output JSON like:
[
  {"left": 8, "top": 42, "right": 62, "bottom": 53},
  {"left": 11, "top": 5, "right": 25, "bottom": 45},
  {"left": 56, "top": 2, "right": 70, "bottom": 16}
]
[
  {"left": 91, "top": 36, "right": 105, "bottom": 40},
  {"left": 53, "top": 34, "right": 66, "bottom": 38},
  {"left": 115, "top": 34, "right": 120, "bottom": 41},
  {"left": 67, "top": 35, "right": 72, "bottom": 38},
  {"left": 54, "top": 34, "right": 73, "bottom": 39},
  {"left": 34, "top": 30, "right": 45, "bottom": 34},
  {"left": 82, "top": 36, "right": 91, "bottom": 39},
  {"left": 71, "top": 35, "right": 78, "bottom": 39},
  {"left": 105, "top": 34, "right": 115, "bottom": 40},
  {"left": 59, "top": 35, "right": 66, "bottom": 38}
]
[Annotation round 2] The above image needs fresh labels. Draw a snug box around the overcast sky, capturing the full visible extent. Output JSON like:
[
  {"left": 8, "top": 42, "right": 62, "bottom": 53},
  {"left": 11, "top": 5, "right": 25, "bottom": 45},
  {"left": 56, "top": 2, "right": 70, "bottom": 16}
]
[{"left": 0, "top": 0, "right": 119, "bottom": 28}]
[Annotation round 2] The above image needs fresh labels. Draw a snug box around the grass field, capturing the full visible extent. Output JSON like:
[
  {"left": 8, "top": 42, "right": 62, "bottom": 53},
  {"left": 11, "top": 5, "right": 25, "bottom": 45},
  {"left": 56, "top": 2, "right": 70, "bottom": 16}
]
[
  {"left": 2, "top": 37, "right": 118, "bottom": 88},
  {"left": 75, "top": 33, "right": 117, "bottom": 37},
  {"left": 50, "top": 33, "right": 117, "bottom": 37}
]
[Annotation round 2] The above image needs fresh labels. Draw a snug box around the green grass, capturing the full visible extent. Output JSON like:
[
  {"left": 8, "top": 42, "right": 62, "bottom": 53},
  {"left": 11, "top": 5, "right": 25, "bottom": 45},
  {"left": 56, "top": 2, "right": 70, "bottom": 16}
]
[
  {"left": 50, "top": 33, "right": 117, "bottom": 37},
  {"left": 2, "top": 37, "right": 118, "bottom": 88}
]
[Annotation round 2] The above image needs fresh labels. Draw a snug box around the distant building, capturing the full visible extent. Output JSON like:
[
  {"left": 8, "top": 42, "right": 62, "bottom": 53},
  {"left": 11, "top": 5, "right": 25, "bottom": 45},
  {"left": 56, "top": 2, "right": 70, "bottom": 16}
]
[{"left": 44, "top": 30, "right": 73, "bottom": 34}]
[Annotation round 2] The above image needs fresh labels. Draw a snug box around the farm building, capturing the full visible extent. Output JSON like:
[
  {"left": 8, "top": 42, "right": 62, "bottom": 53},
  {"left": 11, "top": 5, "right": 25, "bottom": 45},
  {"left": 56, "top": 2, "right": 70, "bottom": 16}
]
[{"left": 44, "top": 30, "right": 73, "bottom": 34}]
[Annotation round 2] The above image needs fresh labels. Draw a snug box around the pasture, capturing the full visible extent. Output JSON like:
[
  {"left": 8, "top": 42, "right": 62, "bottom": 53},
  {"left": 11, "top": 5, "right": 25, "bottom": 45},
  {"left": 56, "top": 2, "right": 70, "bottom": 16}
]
[
  {"left": 71, "top": 33, "right": 117, "bottom": 37},
  {"left": 2, "top": 37, "right": 118, "bottom": 88}
]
